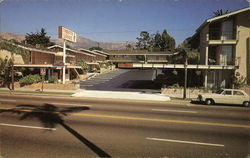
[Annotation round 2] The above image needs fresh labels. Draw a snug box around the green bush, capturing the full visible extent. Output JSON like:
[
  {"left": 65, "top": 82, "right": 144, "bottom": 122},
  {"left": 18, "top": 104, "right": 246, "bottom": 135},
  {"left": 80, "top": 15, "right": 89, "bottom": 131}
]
[
  {"left": 167, "top": 83, "right": 181, "bottom": 89},
  {"left": 99, "top": 62, "right": 108, "bottom": 68},
  {"left": 48, "top": 76, "right": 58, "bottom": 83},
  {"left": 77, "top": 59, "right": 89, "bottom": 73},
  {"left": 19, "top": 74, "right": 41, "bottom": 86}
]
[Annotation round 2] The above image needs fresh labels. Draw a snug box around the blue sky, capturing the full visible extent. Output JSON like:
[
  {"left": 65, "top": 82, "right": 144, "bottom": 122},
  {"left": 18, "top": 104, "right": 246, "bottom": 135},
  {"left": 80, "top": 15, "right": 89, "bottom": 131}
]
[{"left": 0, "top": 0, "right": 249, "bottom": 45}]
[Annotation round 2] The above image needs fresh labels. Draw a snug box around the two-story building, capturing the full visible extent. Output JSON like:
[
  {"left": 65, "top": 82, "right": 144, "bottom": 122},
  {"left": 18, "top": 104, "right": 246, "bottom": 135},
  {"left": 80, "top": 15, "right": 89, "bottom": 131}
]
[
  {"left": 0, "top": 42, "right": 109, "bottom": 83},
  {"left": 104, "top": 49, "right": 171, "bottom": 68},
  {"left": 189, "top": 7, "right": 250, "bottom": 89}
]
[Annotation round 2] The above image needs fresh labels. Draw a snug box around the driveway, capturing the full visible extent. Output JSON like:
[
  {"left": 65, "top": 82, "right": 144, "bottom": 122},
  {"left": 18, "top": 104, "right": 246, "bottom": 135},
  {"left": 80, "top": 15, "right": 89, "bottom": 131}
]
[{"left": 80, "top": 69, "right": 156, "bottom": 92}]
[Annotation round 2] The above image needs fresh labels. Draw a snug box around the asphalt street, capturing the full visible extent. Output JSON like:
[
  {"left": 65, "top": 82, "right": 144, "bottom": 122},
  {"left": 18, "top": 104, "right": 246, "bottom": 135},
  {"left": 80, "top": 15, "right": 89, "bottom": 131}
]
[{"left": 0, "top": 94, "right": 250, "bottom": 158}]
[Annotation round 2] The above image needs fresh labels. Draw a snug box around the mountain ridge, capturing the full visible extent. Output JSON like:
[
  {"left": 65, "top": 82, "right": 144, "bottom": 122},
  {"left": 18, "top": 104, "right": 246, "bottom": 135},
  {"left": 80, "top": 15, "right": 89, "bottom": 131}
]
[{"left": 0, "top": 32, "right": 135, "bottom": 50}]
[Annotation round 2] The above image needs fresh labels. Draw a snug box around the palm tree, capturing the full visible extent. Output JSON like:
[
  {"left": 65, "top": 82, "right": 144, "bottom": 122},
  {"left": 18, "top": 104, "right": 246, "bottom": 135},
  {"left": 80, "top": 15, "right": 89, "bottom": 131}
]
[{"left": 213, "top": 9, "right": 229, "bottom": 17}]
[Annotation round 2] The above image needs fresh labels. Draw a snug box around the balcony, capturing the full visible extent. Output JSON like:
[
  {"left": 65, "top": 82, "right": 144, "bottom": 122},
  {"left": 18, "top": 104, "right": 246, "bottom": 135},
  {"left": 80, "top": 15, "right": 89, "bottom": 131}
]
[{"left": 208, "top": 31, "right": 238, "bottom": 45}]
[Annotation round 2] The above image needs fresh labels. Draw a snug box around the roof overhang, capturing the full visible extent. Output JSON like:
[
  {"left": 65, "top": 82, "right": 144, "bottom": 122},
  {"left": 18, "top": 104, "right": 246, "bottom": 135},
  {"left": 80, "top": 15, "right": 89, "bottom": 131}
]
[
  {"left": 79, "top": 48, "right": 107, "bottom": 57},
  {"left": 16, "top": 45, "right": 56, "bottom": 55},
  {"left": 198, "top": 7, "right": 250, "bottom": 32},
  {"left": 14, "top": 64, "right": 60, "bottom": 68},
  {"left": 131, "top": 63, "right": 238, "bottom": 69},
  {"left": 93, "top": 50, "right": 109, "bottom": 55},
  {"left": 190, "top": 7, "right": 250, "bottom": 42},
  {"left": 48, "top": 45, "right": 96, "bottom": 57}
]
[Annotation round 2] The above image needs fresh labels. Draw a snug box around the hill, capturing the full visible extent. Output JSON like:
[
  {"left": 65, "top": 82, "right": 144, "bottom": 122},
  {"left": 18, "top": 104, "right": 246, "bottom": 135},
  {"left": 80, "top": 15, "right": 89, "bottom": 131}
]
[{"left": 0, "top": 32, "right": 135, "bottom": 50}]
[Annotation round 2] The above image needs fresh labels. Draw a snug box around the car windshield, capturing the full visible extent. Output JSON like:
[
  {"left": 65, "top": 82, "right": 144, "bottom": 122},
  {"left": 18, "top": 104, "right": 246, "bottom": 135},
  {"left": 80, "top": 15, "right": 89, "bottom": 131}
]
[{"left": 215, "top": 90, "right": 224, "bottom": 94}]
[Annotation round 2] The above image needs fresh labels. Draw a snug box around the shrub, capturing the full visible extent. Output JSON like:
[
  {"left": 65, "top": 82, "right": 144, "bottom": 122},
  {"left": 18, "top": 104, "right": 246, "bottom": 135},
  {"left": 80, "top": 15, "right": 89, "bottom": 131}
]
[
  {"left": 19, "top": 74, "right": 41, "bottom": 86},
  {"left": 99, "top": 62, "right": 108, "bottom": 68},
  {"left": 233, "top": 72, "right": 247, "bottom": 89},
  {"left": 77, "top": 59, "right": 89, "bottom": 73},
  {"left": 94, "top": 69, "right": 100, "bottom": 73},
  {"left": 48, "top": 76, "right": 58, "bottom": 84},
  {"left": 167, "top": 83, "right": 181, "bottom": 89},
  {"left": 172, "top": 69, "right": 178, "bottom": 75}
]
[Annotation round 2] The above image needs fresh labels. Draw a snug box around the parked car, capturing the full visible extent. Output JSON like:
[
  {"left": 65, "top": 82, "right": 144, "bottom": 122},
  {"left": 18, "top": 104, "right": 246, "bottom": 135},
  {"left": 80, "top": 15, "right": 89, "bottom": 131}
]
[{"left": 198, "top": 89, "right": 250, "bottom": 107}]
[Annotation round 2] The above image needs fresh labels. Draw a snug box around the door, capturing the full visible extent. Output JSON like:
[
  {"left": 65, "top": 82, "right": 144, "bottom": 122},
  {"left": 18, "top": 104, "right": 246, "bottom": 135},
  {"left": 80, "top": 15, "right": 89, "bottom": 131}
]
[
  {"left": 232, "top": 90, "right": 246, "bottom": 104},
  {"left": 216, "top": 90, "right": 233, "bottom": 104}
]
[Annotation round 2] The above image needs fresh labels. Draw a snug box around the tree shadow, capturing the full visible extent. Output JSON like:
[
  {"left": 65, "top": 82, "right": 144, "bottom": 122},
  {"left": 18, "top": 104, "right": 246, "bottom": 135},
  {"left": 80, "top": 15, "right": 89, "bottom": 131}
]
[{"left": 0, "top": 103, "right": 111, "bottom": 158}]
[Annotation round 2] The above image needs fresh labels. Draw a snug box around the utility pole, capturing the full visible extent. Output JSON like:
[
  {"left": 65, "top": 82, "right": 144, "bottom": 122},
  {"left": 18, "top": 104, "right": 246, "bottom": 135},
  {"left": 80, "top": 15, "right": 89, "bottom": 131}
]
[
  {"left": 11, "top": 53, "right": 14, "bottom": 90},
  {"left": 183, "top": 50, "right": 188, "bottom": 99}
]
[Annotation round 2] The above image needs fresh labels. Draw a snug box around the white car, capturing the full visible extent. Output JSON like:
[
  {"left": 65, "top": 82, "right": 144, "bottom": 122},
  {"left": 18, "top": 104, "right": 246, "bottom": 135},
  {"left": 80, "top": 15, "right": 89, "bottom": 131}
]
[{"left": 198, "top": 89, "right": 250, "bottom": 107}]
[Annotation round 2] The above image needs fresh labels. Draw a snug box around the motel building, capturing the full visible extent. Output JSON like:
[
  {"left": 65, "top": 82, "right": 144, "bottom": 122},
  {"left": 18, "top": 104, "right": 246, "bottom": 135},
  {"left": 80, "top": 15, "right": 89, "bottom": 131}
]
[
  {"left": 110, "top": 7, "right": 250, "bottom": 89},
  {"left": 189, "top": 6, "right": 250, "bottom": 89},
  {"left": 0, "top": 42, "right": 109, "bottom": 83}
]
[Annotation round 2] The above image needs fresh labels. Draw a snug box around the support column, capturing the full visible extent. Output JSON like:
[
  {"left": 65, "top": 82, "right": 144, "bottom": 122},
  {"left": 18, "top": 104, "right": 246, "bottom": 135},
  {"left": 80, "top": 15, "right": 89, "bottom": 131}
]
[
  {"left": 204, "top": 33, "right": 209, "bottom": 89},
  {"left": 155, "top": 69, "right": 157, "bottom": 79},
  {"left": 205, "top": 45, "right": 209, "bottom": 65},
  {"left": 204, "top": 70, "right": 208, "bottom": 89},
  {"left": 48, "top": 69, "right": 51, "bottom": 79},
  {"left": 62, "top": 40, "right": 66, "bottom": 84},
  {"left": 68, "top": 68, "right": 71, "bottom": 80}
]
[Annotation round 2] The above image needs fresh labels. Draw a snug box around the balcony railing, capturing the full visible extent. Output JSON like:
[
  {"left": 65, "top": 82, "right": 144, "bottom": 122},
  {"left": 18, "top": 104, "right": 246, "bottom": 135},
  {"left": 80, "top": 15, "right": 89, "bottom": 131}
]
[
  {"left": 209, "top": 31, "right": 236, "bottom": 40},
  {"left": 207, "top": 57, "right": 240, "bottom": 67}
]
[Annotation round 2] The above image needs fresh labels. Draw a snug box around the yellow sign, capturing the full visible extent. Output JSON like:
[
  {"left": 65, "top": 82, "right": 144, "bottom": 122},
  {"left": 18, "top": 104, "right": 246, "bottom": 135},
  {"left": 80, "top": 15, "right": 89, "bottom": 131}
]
[{"left": 58, "top": 26, "right": 77, "bottom": 43}]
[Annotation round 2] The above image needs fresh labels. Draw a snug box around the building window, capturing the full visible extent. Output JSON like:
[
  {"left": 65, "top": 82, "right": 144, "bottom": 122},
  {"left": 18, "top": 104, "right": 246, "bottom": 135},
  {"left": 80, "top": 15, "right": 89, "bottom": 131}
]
[
  {"left": 29, "top": 51, "right": 32, "bottom": 63},
  {"left": 221, "top": 45, "right": 233, "bottom": 65},
  {"left": 221, "top": 19, "right": 234, "bottom": 40}
]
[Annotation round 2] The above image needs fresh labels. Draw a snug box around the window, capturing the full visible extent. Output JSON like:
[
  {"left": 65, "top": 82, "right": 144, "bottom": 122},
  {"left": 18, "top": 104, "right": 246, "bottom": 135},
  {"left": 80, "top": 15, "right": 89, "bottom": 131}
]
[
  {"left": 222, "top": 19, "right": 233, "bottom": 40},
  {"left": 233, "top": 91, "right": 244, "bottom": 96},
  {"left": 221, "top": 45, "right": 233, "bottom": 65},
  {"left": 29, "top": 51, "right": 32, "bottom": 63},
  {"left": 216, "top": 89, "right": 224, "bottom": 94},
  {"left": 222, "top": 90, "right": 232, "bottom": 95}
]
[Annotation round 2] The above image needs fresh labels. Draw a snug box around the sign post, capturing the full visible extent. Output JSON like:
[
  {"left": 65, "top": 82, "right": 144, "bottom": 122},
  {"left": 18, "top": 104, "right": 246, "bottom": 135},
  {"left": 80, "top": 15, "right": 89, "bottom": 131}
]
[
  {"left": 40, "top": 68, "right": 46, "bottom": 92},
  {"left": 58, "top": 26, "right": 77, "bottom": 84}
]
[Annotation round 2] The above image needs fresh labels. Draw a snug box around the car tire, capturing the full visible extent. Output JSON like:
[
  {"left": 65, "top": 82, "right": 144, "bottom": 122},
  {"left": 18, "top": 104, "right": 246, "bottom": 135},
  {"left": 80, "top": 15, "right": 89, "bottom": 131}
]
[
  {"left": 243, "top": 101, "right": 249, "bottom": 107},
  {"left": 205, "top": 99, "right": 213, "bottom": 105}
]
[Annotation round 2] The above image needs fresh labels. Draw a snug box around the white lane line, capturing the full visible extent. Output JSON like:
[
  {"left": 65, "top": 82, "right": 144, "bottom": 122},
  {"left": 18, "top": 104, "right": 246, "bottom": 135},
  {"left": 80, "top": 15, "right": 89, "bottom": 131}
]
[
  {"left": 146, "top": 137, "right": 224, "bottom": 147},
  {"left": 0, "top": 123, "right": 56, "bottom": 130},
  {"left": 152, "top": 109, "right": 197, "bottom": 114},
  {"left": 49, "top": 103, "right": 92, "bottom": 107},
  {"left": 0, "top": 99, "right": 17, "bottom": 102}
]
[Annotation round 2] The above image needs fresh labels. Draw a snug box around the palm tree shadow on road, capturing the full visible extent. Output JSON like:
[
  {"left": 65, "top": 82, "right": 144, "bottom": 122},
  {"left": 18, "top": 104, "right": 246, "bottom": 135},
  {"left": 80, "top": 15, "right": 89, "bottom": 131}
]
[{"left": 0, "top": 103, "right": 111, "bottom": 158}]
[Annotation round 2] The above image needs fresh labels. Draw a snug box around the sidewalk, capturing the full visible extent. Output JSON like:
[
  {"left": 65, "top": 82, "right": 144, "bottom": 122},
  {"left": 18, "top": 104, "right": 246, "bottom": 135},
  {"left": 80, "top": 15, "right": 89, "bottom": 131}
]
[
  {"left": 72, "top": 90, "right": 171, "bottom": 101},
  {"left": 0, "top": 88, "right": 195, "bottom": 104},
  {"left": 0, "top": 87, "right": 78, "bottom": 95}
]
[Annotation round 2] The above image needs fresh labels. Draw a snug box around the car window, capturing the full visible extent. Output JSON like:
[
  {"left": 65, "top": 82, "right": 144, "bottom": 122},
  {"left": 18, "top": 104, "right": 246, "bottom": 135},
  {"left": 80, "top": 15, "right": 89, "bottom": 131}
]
[
  {"left": 222, "top": 90, "right": 232, "bottom": 95},
  {"left": 215, "top": 90, "right": 224, "bottom": 94},
  {"left": 233, "top": 91, "right": 244, "bottom": 96}
]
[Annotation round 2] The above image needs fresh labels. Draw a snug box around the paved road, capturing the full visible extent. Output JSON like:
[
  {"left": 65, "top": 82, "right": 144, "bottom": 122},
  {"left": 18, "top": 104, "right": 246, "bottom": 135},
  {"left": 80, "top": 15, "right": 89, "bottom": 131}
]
[
  {"left": 80, "top": 69, "right": 156, "bottom": 91},
  {"left": 0, "top": 94, "right": 250, "bottom": 158}
]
